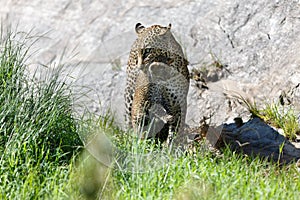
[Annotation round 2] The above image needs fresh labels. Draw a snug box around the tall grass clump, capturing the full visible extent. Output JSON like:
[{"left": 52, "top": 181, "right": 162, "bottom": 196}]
[
  {"left": 0, "top": 28, "right": 82, "bottom": 199},
  {"left": 261, "top": 102, "right": 300, "bottom": 140}
]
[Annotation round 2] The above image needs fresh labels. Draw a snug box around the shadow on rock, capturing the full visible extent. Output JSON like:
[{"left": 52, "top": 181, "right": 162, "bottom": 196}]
[{"left": 201, "top": 117, "right": 300, "bottom": 165}]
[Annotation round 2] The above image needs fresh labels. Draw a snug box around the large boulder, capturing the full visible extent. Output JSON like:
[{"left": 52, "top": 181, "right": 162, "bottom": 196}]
[{"left": 1, "top": 0, "right": 299, "bottom": 127}]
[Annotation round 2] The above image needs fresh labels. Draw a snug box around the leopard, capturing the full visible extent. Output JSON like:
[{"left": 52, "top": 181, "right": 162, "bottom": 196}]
[{"left": 124, "top": 23, "right": 189, "bottom": 143}]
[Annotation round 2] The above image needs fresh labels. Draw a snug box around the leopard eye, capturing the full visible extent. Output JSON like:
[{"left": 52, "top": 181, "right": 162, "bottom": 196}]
[
  {"left": 144, "top": 48, "right": 151, "bottom": 54},
  {"left": 142, "top": 48, "right": 151, "bottom": 59}
]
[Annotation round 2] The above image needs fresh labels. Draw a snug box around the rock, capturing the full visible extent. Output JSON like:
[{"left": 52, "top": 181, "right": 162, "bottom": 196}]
[
  {"left": 280, "top": 83, "right": 300, "bottom": 107},
  {"left": 0, "top": 0, "right": 300, "bottom": 128},
  {"left": 207, "top": 117, "right": 300, "bottom": 164}
]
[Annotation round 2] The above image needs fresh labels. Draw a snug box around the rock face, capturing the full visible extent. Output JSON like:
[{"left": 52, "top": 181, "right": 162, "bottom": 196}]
[{"left": 1, "top": 0, "right": 300, "bottom": 128}]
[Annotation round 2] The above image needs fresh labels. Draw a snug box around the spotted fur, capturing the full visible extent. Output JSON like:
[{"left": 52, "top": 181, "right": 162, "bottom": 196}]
[{"left": 124, "top": 23, "right": 189, "bottom": 142}]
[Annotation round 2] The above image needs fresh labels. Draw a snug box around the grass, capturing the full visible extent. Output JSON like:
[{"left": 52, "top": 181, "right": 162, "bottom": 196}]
[
  {"left": 74, "top": 116, "right": 300, "bottom": 199},
  {"left": 76, "top": 131, "right": 300, "bottom": 200},
  {"left": 1, "top": 27, "right": 300, "bottom": 199},
  {"left": 261, "top": 103, "right": 300, "bottom": 140},
  {"left": 0, "top": 28, "right": 82, "bottom": 199},
  {"left": 233, "top": 94, "right": 300, "bottom": 140}
]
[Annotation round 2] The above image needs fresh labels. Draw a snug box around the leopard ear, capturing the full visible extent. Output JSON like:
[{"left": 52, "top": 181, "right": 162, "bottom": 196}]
[
  {"left": 135, "top": 23, "right": 145, "bottom": 34},
  {"left": 167, "top": 23, "right": 172, "bottom": 30}
]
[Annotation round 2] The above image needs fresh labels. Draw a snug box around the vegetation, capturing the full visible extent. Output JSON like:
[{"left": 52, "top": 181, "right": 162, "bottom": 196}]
[
  {"left": 235, "top": 94, "right": 300, "bottom": 140},
  {"left": 76, "top": 129, "right": 300, "bottom": 200},
  {"left": 0, "top": 29, "right": 82, "bottom": 199},
  {"left": 1, "top": 28, "right": 299, "bottom": 199}
]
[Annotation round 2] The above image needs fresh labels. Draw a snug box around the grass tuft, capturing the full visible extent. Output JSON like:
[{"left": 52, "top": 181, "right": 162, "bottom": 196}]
[
  {"left": 232, "top": 94, "right": 300, "bottom": 140},
  {"left": 0, "top": 28, "right": 82, "bottom": 199}
]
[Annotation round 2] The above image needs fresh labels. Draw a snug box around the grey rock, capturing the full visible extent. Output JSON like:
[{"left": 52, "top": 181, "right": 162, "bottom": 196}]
[
  {"left": 218, "top": 117, "right": 300, "bottom": 164},
  {"left": 0, "top": 0, "right": 300, "bottom": 128}
]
